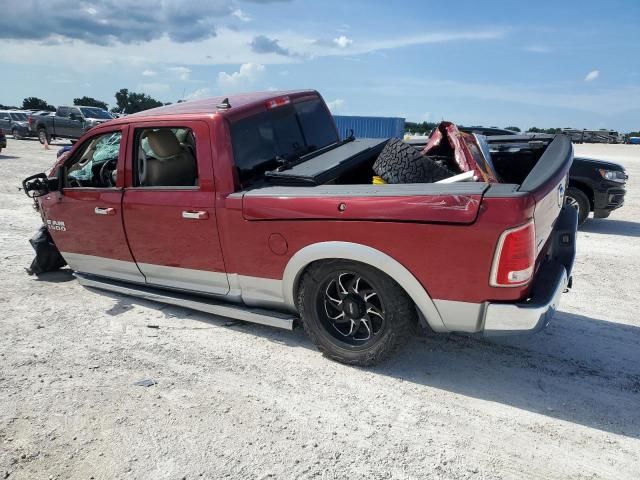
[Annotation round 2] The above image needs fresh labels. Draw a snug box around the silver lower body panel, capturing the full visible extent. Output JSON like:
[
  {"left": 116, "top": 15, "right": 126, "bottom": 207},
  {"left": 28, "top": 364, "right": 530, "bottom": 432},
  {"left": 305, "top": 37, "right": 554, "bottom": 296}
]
[{"left": 75, "top": 273, "right": 296, "bottom": 330}]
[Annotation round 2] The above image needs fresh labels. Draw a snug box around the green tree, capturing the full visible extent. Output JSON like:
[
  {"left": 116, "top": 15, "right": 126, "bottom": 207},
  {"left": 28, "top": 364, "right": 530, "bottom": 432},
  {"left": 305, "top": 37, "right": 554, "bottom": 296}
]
[
  {"left": 73, "top": 96, "right": 108, "bottom": 110},
  {"left": 126, "top": 92, "right": 164, "bottom": 113},
  {"left": 113, "top": 88, "right": 129, "bottom": 113},
  {"left": 22, "top": 97, "right": 55, "bottom": 111},
  {"left": 112, "top": 88, "right": 163, "bottom": 114},
  {"left": 405, "top": 121, "right": 438, "bottom": 134},
  {"left": 505, "top": 126, "right": 521, "bottom": 132}
]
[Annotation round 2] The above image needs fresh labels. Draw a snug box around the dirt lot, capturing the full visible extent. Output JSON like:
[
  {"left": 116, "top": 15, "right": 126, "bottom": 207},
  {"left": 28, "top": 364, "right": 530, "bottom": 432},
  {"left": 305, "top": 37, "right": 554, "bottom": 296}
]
[{"left": 1, "top": 138, "right": 639, "bottom": 480}]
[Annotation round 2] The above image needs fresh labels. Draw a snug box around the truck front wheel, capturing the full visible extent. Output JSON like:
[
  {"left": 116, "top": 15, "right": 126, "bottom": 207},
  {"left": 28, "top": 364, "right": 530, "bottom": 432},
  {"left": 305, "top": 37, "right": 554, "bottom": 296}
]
[
  {"left": 297, "top": 260, "right": 416, "bottom": 366},
  {"left": 38, "top": 128, "right": 51, "bottom": 145},
  {"left": 565, "top": 187, "right": 590, "bottom": 226}
]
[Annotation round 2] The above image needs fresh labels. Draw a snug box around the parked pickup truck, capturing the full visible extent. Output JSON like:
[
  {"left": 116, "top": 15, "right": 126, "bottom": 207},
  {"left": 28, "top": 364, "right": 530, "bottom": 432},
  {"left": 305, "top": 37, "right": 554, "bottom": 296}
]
[
  {"left": 30, "top": 105, "right": 113, "bottom": 144},
  {"left": 22, "top": 91, "right": 577, "bottom": 365}
]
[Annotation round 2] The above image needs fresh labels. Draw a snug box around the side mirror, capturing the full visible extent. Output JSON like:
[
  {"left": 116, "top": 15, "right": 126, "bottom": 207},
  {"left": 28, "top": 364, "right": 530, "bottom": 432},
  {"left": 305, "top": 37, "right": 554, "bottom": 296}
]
[
  {"left": 69, "top": 113, "right": 77, "bottom": 121},
  {"left": 22, "top": 171, "right": 62, "bottom": 198}
]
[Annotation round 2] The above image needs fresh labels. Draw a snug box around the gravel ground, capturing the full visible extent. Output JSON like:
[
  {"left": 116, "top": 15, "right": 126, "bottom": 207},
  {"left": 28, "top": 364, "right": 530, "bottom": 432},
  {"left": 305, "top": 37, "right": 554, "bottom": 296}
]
[{"left": 1, "top": 138, "right": 639, "bottom": 480}]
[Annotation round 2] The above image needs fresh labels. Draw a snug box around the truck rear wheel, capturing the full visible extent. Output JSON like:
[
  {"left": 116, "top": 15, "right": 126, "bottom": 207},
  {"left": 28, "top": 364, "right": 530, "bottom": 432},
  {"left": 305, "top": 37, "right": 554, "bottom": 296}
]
[
  {"left": 373, "top": 138, "right": 455, "bottom": 184},
  {"left": 12, "top": 128, "right": 22, "bottom": 140},
  {"left": 565, "top": 187, "right": 590, "bottom": 226},
  {"left": 297, "top": 260, "right": 416, "bottom": 366}
]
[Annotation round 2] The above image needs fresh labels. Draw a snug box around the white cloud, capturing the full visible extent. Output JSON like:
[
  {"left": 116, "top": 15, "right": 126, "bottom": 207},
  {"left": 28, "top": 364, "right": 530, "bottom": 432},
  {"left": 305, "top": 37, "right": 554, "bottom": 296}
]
[
  {"left": 142, "top": 69, "right": 156, "bottom": 76},
  {"left": 218, "top": 63, "right": 265, "bottom": 90},
  {"left": 585, "top": 70, "right": 600, "bottom": 82},
  {"left": 168, "top": 66, "right": 191, "bottom": 80},
  {"left": 0, "top": 27, "right": 507, "bottom": 72},
  {"left": 185, "top": 88, "right": 211, "bottom": 100},
  {"left": 333, "top": 35, "right": 353, "bottom": 49},
  {"left": 326, "top": 98, "right": 345, "bottom": 111},
  {"left": 420, "top": 112, "right": 432, "bottom": 121},
  {"left": 232, "top": 9, "right": 251, "bottom": 22}
]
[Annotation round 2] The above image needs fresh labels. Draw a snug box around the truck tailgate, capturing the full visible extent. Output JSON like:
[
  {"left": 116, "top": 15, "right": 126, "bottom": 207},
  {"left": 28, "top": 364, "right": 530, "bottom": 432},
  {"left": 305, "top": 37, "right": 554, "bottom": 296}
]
[{"left": 518, "top": 135, "right": 573, "bottom": 255}]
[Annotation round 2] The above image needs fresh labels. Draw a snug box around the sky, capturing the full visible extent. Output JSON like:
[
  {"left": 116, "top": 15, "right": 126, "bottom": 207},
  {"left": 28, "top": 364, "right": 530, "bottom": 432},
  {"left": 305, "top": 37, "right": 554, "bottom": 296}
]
[{"left": 0, "top": 0, "right": 638, "bottom": 132}]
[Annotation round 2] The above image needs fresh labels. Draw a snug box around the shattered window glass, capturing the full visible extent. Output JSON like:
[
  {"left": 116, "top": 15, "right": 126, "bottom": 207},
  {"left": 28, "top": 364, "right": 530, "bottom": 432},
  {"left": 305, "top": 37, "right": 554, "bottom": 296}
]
[{"left": 66, "top": 132, "right": 121, "bottom": 187}]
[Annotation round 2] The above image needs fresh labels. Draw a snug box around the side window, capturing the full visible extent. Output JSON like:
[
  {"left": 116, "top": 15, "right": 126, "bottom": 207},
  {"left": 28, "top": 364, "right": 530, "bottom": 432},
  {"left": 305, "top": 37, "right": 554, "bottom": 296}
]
[
  {"left": 0, "top": 112, "right": 9, "bottom": 120},
  {"left": 65, "top": 131, "right": 121, "bottom": 188},
  {"left": 134, "top": 127, "right": 198, "bottom": 187},
  {"left": 58, "top": 107, "right": 69, "bottom": 118}
]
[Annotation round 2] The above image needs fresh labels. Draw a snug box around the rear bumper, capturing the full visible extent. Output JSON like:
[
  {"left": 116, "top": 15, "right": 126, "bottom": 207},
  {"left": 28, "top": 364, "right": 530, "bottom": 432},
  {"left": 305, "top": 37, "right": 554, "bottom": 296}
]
[{"left": 483, "top": 206, "right": 577, "bottom": 335}]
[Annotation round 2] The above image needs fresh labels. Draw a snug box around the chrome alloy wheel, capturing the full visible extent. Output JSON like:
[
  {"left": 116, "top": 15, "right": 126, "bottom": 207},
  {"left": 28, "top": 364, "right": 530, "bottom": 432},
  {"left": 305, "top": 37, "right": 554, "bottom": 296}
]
[{"left": 321, "top": 272, "right": 386, "bottom": 346}]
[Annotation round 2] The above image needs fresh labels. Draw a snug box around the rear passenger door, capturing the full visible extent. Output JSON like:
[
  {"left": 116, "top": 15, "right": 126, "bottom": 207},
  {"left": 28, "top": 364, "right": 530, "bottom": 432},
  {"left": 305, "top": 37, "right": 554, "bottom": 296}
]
[{"left": 122, "top": 120, "right": 229, "bottom": 295}]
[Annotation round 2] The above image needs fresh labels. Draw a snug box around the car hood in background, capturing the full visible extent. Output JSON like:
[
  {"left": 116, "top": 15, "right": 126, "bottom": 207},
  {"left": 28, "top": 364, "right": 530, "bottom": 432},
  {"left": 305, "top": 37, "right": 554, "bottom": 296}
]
[{"left": 573, "top": 157, "right": 625, "bottom": 172}]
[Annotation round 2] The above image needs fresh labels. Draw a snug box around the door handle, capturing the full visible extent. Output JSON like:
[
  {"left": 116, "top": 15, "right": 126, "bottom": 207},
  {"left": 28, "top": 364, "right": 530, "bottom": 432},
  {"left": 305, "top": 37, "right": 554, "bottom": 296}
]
[
  {"left": 95, "top": 207, "right": 116, "bottom": 216},
  {"left": 182, "top": 210, "right": 208, "bottom": 220}
]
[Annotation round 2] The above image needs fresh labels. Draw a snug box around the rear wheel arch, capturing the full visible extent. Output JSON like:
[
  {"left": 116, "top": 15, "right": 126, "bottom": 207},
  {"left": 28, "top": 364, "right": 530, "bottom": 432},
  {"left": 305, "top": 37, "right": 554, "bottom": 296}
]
[{"left": 282, "top": 241, "right": 446, "bottom": 332}]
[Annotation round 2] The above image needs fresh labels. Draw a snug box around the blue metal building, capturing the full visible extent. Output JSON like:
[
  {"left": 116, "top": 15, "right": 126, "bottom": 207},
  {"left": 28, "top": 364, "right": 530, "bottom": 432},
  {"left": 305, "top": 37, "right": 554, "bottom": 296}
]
[{"left": 333, "top": 115, "right": 405, "bottom": 140}]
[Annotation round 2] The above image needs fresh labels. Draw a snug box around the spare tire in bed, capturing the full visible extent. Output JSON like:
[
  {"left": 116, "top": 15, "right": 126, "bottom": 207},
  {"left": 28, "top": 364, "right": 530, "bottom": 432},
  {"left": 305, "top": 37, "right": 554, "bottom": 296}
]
[{"left": 373, "top": 139, "right": 456, "bottom": 184}]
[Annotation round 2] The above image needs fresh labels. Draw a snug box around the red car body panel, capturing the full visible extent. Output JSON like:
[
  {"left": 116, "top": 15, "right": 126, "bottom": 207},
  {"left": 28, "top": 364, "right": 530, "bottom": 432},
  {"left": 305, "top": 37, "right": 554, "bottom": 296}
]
[
  {"left": 216, "top": 193, "right": 536, "bottom": 304},
  {"left": 242, "top": 193, "right": 484, "bottom": 224},
  {"left": 120, "top": 119, "right": 227, "bottom": 275},
  {"left": 40, "top": 189, "right": 132, "bottom": 261}
]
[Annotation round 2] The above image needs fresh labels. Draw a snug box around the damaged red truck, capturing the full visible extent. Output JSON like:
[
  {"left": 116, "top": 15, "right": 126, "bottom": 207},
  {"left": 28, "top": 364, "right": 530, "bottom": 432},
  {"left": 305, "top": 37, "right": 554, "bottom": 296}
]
[{"left": 23, "top": 90, "right": 577, "bottom": 365}]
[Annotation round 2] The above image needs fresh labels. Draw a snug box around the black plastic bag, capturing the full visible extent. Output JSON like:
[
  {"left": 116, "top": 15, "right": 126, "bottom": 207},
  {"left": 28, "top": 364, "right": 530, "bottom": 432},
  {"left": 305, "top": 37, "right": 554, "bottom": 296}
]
[{"left": 26, "top": 225, "right": 67, "bottom": 275}]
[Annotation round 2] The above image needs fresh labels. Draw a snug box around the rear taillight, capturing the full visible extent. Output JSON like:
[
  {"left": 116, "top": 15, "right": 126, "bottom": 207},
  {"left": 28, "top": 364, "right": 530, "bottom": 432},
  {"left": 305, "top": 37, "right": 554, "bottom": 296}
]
[
  {"left": 490, "top": 220, "right": 536, "bottom": 287},
  {"left": 28, "top": 116, "right": 33, "bottom": 126},
  {"left": 265, "top": 96, "right": 291, "bottom": 109}
]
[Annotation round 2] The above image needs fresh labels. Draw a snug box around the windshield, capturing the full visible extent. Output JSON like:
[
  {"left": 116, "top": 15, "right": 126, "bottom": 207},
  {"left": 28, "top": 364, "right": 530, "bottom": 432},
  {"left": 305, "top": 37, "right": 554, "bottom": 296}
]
[
  {"left": 230, "top": 97, "right": 338, "bottom": 184},
  {"left": 79, "top": 107, "right": 112, "bottom": 119},
  {"left": 10, "top": 113, "right": 28, "bottom": 121}
]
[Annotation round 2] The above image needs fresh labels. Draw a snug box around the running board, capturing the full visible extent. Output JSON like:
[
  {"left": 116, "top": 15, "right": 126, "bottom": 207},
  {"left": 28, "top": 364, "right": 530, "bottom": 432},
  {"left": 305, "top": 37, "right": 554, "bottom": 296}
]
[{"left": 74, "top": 273, "right": 296, "bottom": 330}]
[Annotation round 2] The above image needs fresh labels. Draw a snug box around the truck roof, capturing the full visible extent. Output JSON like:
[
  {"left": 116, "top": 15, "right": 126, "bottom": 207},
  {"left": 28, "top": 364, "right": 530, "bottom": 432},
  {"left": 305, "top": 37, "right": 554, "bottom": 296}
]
[{"left": 124, "top": 89, "right": 319, "bottom": 122}]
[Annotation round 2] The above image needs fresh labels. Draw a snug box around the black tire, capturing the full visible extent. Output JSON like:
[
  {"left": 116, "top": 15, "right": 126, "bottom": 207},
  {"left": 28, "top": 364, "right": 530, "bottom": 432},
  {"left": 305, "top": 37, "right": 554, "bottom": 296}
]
[
  {"left": 12, "top": 128, "right": 22, "bottom": 140},
  {"left": 38, "top": 128, "right": 51, "bottom": 145},
  {"left": 565, "top": 187, "right": 590, "bottom": 226},
  {"left": 297, "top": 260, "right": 416, "bottom": 366},
  {"left": 373, "top": 138, "right": 455, "bottom": 184}
]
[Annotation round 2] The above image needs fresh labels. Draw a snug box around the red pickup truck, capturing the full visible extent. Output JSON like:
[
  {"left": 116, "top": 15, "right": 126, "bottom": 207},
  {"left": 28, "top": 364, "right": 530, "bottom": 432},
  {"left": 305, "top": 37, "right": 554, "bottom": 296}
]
[{"left": 23, "top": 90, "right": 577, "bottom": 365}]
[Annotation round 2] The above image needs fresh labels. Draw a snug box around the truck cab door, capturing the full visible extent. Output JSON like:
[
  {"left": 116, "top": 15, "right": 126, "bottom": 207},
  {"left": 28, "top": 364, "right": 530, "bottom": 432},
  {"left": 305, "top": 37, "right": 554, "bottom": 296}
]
[
  {"left": 66, "top": 108, "right": 84, "bottom": 137},
  {"left": 39, "top": 125, "right": 145, "bottom": 282},
  {"left": 121, "top": 120, "right": 229, "bottom": 295}
]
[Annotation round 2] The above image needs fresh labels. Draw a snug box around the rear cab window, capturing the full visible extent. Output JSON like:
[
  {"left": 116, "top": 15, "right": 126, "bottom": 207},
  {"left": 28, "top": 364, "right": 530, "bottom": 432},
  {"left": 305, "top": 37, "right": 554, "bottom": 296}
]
[{"left": 230, "top": 97, "right": 338, "bottom": 187}]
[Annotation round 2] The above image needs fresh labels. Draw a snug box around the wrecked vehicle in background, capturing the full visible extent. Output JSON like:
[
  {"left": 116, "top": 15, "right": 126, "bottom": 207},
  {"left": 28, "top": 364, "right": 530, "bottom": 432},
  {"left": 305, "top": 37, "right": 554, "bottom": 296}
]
[{"left": 23, "top": 90, "right": 576, "bottom": 366}]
